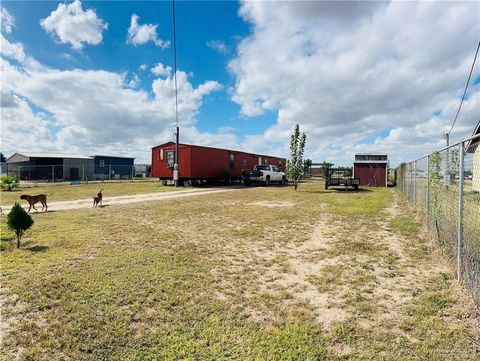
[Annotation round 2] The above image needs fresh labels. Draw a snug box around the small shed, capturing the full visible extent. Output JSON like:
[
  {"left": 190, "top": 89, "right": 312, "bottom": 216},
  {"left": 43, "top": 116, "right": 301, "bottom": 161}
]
[
  {"left": 353, "top": 153, "right": 388, "bottom": 187},
  {"left": 93, "top": 155, "right": 135, "bottom": 180},
  {"left": 466, "top": 121, "right": 480, "bottom": 193},
  {"left": 151, "top": 142, "right": 286, "bottom": 181},
  {"left": 6, "top": 152, "right": 94, "bottom": 181}
]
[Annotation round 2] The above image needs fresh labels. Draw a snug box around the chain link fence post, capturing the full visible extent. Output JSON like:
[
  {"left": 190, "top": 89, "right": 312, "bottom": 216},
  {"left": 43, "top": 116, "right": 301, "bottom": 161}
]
[
  {"left": 457, "top": 142, "right": 465, "bottom": 282},
  {"left": 413, "top": 160, "right": 417, "bottom": 206},
  {"left": 426, "top": 155, "right": 430, "bottom": 223}
]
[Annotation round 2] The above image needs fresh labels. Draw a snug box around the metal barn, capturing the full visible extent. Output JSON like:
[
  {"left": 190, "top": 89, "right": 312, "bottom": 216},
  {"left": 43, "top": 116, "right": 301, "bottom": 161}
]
[
  {"left": 151, "top": 142, "right": 286, "bottom": 181},
  {"left": 93, "top": 155, "right": 135, "bottom": 180},
  {"left": 353, "top": 153, "right": 388, "bottom": 187},
  {"left": 6, "top": 152, "right": 94, "bottom": 181}
]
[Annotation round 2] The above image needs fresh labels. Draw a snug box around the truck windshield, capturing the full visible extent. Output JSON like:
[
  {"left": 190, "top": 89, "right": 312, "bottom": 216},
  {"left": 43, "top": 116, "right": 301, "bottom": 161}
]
[{"left": 255, "top": 165, "right": 271, "bottom": 170}]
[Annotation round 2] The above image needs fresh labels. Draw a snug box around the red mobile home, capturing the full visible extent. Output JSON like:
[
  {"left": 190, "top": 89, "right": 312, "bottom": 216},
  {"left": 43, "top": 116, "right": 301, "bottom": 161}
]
[
  {"left": 353, "top": 153, "right": 388, "bottom": 187},
  {"left": 151, "top": 142, "right": 286, "bottom": 181}
]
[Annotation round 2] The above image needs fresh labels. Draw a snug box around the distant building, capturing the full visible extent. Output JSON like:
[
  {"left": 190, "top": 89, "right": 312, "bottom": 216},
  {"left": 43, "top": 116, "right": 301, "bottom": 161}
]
[
  {"left": 467, "top": 121, "right": 480, "bottom": 193},
  {"left": 353, "top": 153, "right": 388, "bottom": 187},
  {"left": 134, "top": 164, "right": 151, "bottom": 178},
  {"left": 93, "top": 155, "right": 135, "bottom": 180},
  {"left": 6, "top": 152, "right": 94, "bottom": 181}
]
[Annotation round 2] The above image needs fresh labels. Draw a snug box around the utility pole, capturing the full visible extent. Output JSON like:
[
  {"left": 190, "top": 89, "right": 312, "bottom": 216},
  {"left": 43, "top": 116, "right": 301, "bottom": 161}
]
[
  {"left": 172, "top": 0, "right": 180, "bottom": 187},
  {"left": 444, "top": 132, "right": 449, "bottom": 147},
  {"left": 443, "top": 131, "right": 450, "bottom": 188}
]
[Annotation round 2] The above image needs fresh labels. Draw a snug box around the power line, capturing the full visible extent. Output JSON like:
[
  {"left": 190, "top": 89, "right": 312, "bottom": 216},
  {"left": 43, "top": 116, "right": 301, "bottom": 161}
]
[{"left": 448, "top": 40, "right": 480, "bottom": 136}]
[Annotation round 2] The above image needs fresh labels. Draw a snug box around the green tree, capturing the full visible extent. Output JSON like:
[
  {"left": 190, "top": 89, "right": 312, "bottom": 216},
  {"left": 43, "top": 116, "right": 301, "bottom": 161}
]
[
  {"left": 319, "top": 161, "right": 334, "bottom": 179},
  {"left": 0, "top": 176, "right": 18, "bottom": 191},
  {"left": 303, "top": 159, "right": 312, "bottom": 177},
  {"left": 286, "top": 124, "right": 307, "bottom": 191},
  {"left": 7, "top": 203, "right": 34, "bottom": 248}
]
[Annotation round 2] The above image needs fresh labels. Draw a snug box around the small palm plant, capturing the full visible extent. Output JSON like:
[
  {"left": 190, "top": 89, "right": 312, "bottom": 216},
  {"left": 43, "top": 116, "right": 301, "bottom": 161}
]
[
  {"left": 7, "top": 203, "right": 34, "bottom": 248},
  {"left": 0, "top": 176, "right": 18, "bottom": 191}
]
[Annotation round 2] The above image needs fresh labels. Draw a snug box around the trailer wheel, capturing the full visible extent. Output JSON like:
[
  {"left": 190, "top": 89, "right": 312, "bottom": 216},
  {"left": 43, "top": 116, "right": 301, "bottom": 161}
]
[
  {"left": 265, "top": 176, "right": 270, "bottom": 187},
  {"left": 354, "top": 185, "right": 359, "bottom": 191}
]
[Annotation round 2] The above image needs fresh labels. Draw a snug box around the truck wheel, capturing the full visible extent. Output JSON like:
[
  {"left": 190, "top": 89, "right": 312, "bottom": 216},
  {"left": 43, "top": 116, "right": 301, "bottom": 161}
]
[
  {"left": 265, "top": 176, "right": 270, "bottom": 187},
  {"left": 281, "top": 176, "right": 286, "bottom": 186}
]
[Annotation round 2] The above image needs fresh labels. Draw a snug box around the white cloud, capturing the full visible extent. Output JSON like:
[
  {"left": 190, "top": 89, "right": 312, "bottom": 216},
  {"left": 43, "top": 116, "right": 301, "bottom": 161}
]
[
  {"left": 151, "top": 62, "right": 172, "bottom": 77},
  {"left": 1, "top": 7, "right": 14, "bottom": 34},
  {"left": 229, "top": 1, "right": 480, "bottom": 166},
  {"left": 127, "top": 14, "right": 169, "bottom": 48},
  {"left": 1, "top": 91, "right": 57, "bottom": 153},
  {"left": 40, "top": 0, "right": 107, "bottom": 50},
  {"left": 139, "top": 63, "right": 147, "bottom": 71},
  {"left": 1, "top": 36, "right": 222, "bottom": 162},
  {"left": 1, "top": 33, "right": 26, "bottom": 63},
  {"left": 126, "top": 73, "right": 140, "bottom": 89},
  {"left": 206, "top": 40, "right": 227, "bottom": 54}
]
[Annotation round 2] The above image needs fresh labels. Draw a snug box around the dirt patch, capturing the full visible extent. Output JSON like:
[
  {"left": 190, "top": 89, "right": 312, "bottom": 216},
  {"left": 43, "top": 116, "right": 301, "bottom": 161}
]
[
  {"left": 0, "top": 187, "right": 241, "bottom": 214},
  {"left": 248, "top": 201, "right": 295, "bottom": 208},
  {"left": 227, "top": 190, "right": 480, "bottom": 335}
]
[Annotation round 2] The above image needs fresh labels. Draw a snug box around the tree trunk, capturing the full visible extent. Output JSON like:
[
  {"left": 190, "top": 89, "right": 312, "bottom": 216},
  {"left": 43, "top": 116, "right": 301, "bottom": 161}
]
[
  {"left": 294, "top": 181, "right": 298, "bottom": 191},
  {"left": 16, "top": 232, "right": 22, "bottom": 248}
]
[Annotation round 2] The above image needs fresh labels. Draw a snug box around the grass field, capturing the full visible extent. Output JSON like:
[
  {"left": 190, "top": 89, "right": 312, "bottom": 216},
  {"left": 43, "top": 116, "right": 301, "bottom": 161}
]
[
  {"left": 1, "top": 180, "right": 479, "bottom": 360},
  {"left": 0, "top": 181, "right": 176, "bottom": 205}
]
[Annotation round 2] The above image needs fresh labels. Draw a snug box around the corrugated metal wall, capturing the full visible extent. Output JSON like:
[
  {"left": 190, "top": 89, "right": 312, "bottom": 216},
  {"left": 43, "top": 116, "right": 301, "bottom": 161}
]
[{"left": 63, "top": 158, "right": 94, "bottom": 181}]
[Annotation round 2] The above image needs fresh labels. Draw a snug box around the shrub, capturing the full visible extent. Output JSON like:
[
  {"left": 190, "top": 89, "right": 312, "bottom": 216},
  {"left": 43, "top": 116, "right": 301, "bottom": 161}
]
[
  {"left": 7, "top": 203, "right": 34, "bottom": 248},
  {"left": 0, "top": 176, "right": 18, "bottom": 191}
]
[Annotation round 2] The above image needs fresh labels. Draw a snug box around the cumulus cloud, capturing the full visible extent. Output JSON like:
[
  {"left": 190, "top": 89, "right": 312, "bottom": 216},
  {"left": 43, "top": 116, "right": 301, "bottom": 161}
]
[
  {"left": 1, "top": 7, "right": 14, "bottom": 34},
  {"left": 1, "top": 91, "right": 57, "bottom": 153},
  {"left": 229, "top": 1, "right": 480, "bottom": 165},
  {"left": 206, "top": 40, "right": 227, "bottom": 54},
  {"left": 1, "top": 36, "right": 222, "bottom": 162},
  {"left": 151, "top": 62, "right": 172, "bottom": 77},
  {"left": 126, "top": 73, "right": 140, "bottom": 89},
  {"left": 127, "top": 14, "right": 169, "bottom": 48},
  {"left": 40, "top": 0, "right": 108, "bottom": 50}
]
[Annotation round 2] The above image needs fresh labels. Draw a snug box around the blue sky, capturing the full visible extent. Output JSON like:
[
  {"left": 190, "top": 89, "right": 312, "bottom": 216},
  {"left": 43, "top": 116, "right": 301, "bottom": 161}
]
[
  {"left": 1, "top": 1, "right": 479, "bottom": 164},
  {"left": 3, "top": 1, "right": 275, "bottom": 135}
]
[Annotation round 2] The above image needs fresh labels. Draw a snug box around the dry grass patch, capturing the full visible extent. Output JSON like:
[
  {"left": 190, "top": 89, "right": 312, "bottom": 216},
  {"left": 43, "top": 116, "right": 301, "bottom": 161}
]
[
  {"left": 1, "top": 181, "right": 479, "bottom": 360},
  {"left": 0, "top": 180, "right": 176, "bottom": 205}
]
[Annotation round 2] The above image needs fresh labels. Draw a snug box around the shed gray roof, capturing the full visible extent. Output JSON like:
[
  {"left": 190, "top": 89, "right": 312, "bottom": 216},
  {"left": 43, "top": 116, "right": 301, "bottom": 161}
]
[
  {"left": 466, "top": 120, "right": 480, "bottom": 153},
  {"left": 6, "top": 152, "right": 93, "bottom": 163}
]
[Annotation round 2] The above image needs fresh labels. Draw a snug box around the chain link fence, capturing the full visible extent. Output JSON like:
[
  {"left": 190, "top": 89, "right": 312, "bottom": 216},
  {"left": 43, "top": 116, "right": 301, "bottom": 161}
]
[
  {"left": 6, "top": 164, "right": 136, "bottom": 182},
  {"left": 397, "top": 133, "right": 480, "bottom": 307}
]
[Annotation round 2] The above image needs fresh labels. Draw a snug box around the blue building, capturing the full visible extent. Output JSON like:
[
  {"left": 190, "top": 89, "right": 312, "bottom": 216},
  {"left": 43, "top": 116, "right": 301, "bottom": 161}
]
[{"left": 93, "top": 155, "right": 135, "bottom": 179}]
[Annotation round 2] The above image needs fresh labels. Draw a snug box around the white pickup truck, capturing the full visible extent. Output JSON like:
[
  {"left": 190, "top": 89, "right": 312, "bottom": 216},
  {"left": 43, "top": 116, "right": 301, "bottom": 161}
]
[{"left": 242, "top": 165, "right": 286, "bottom": 186}]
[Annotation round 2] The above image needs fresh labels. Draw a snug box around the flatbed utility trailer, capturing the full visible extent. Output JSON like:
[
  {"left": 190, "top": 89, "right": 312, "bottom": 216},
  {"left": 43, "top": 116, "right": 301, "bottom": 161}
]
[{"left": 324, "top": 166, "right": 360, "bottom": 191}]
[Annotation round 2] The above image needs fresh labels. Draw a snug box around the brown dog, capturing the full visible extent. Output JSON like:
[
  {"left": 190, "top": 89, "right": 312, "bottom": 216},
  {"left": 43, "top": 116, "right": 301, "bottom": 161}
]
[
  {"left": 20, "top": 194, "right": 51, "bottom": 212},
  {"left": 93, "top": 189, "right": 104, "bottom": 207}
]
